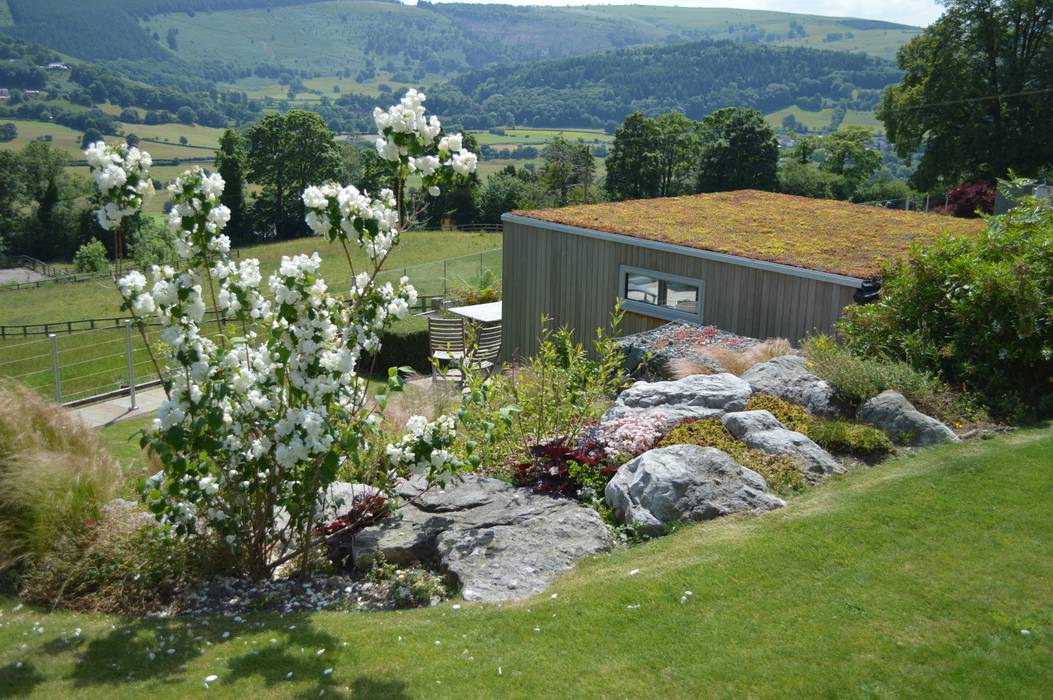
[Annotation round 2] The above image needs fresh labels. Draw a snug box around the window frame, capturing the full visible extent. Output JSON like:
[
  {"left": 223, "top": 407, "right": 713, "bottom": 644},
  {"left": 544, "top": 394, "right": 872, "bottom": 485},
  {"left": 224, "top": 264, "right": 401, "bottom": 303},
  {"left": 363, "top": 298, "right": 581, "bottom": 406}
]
[{"left": 618, "top": 264, "right": 705, "bottom": 323}]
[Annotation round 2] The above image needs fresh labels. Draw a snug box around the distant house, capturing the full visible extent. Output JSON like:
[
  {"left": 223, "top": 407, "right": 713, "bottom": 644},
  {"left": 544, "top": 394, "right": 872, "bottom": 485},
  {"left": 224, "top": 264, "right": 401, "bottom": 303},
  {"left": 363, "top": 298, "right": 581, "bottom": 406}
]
[
  {"left": 500, "top": 190, "right": 984, "bottom": 356},
  {"left": 46, "top": 62, "right": 70, "bottom": 71},
  {"left": 0, "top": 88, "right": 8, "bottom": 99}
]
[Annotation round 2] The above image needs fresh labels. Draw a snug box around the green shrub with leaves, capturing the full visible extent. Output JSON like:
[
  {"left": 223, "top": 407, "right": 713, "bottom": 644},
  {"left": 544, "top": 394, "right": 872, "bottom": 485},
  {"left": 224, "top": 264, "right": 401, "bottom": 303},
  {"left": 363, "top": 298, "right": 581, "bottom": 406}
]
[
  {"left": 745, "top": 393, "right": 892, "bottom": 457},
  {"left": 806, "top": 420, "right": 892, "bottom": 457},
  {"left": 837, "top": 188, "right": 1053, "bottom": 419},
  {"left": 72, "top": 237, "right": 109, "bottom": 273},
  {"left": 801, "top": 335, "right": 974, "bottom": 422},
  {"left": 658, "top": 418, "right": 747, "bottom": 461},
  {"left": 658, "top": 418, "right": 805, "bottom": 495},
  {"left": 745, "top": 394, "right": 812, "bottom": 432},
  {"left": 743, "top": 451, "right": 805, "bottom": 495},
  {"left": 128, "top": 216, "right": 179, "bottom": 270},
  {"left": 457, "top": 311, "right": 631, "bottom": 472}
]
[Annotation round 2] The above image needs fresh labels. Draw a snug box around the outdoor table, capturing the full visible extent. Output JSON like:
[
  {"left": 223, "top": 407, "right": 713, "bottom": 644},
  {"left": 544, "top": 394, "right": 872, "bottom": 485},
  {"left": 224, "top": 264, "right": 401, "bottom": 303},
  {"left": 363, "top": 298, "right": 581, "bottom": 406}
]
[{"left": 446, "top": 301, "right": 502, "bottom": 325}]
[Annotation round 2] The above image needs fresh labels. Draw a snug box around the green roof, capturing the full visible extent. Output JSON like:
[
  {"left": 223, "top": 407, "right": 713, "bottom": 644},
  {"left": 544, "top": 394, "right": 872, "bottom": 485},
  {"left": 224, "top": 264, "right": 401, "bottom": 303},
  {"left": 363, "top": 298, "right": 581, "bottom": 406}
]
[{"left": 514, "top": 190, "right": 985, "bottom": 279}]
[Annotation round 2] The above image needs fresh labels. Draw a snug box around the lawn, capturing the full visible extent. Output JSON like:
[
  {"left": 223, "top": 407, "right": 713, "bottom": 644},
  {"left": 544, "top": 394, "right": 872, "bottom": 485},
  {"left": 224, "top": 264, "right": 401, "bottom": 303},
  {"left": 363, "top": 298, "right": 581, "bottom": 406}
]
[
  {"left": 0, "top": 232, "right": 500, "bottom": 401},
  {"left": 0, "top": 231, "right": 501, "bottom": 326},
  {"left": 764, "top": 106, "right": 885, "bottom": 133},
  {"left": 0, "top": 426, "right": 1049, "bottom": 697}
]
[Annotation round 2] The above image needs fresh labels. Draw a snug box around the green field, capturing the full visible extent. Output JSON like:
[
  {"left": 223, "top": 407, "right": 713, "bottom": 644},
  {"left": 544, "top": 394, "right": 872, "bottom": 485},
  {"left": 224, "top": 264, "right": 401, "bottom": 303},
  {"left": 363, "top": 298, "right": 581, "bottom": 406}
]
[
  {"left": 0, "top": 233, "right": 501, "bottom": 402},
  {"left": 765, "top": 106, "right": 884, "bottom": 132},
  {"left": 1, "top": 426, "right": 1049, "bottom": 698}
]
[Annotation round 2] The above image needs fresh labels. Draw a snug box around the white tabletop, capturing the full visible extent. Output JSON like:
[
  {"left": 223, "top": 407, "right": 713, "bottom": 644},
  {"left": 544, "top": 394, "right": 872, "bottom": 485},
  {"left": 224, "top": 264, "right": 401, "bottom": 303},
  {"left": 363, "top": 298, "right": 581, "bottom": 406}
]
[{"left": 447, "top": 301, "right": 502, "bottom": 324}]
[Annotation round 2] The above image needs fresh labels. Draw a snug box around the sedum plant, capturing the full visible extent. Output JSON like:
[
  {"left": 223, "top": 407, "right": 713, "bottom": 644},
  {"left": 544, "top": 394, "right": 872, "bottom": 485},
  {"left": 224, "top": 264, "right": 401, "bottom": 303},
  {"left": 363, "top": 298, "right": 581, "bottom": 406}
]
[{"left": 96, "top": 92, "right": 477, "bottom": 579}]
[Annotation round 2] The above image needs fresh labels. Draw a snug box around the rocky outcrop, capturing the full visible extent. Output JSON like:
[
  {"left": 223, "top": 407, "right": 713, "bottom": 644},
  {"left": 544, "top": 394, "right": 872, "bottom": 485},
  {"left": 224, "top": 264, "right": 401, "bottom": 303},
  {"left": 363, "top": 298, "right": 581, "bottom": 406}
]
[
  {"left": 722, "top": 410, "right": 844, "bottom": 479},
  {"left": 602, "top": 373, "right": 752, "bottom": 429},
  {"left": 604, "top": 445, "right": 784, "bottom": 535},
  {"left": 857, "top": 390, "right": 959, "bottom": 446},
  {"left": 352, "top": 476, "right": 611, "bottom": 602},
  {"left": 741, "top": 355, "right": 839, "bottom": 417}
]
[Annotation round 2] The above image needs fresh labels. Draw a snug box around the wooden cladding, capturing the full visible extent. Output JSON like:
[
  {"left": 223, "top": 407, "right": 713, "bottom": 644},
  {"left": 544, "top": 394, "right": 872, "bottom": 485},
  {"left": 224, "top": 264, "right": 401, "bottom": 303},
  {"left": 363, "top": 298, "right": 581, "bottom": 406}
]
[{"left": 502, "top": 219, "right": 860, "bottom": 359}]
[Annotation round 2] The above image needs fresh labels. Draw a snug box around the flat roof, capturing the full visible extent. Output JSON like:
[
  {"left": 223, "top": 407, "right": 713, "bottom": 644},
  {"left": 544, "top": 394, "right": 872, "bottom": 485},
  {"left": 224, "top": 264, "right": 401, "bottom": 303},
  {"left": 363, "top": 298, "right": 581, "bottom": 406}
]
[{"left": 510, "top": 190, "right": 985, "bottom": 279}]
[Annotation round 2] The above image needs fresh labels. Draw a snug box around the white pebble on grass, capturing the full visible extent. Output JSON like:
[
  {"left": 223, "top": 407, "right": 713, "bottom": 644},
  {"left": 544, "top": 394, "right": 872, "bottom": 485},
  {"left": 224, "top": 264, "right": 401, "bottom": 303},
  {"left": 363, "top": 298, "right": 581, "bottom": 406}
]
[
  {"left": 286, "top": 672, "right": 294, "bottom": 680},
  {"left": 1021, "top": 629, "right": 1031, "bottom": 635},
  {"left": 628, "top": 569, "right": 640, "bottom": 576},
  {"left": 323, "top": 668, "right": 333, "bottom": 675}
]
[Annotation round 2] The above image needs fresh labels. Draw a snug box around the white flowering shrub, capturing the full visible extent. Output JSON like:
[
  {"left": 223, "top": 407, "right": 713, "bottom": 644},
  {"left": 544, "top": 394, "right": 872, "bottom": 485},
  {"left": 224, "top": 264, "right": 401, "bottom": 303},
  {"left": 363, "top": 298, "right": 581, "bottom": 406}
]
[
  {"left": 84, "top": 140, "right": 153, "bottom": 274},
  {"left": 104, "top": 94, "right": 477, "bottom": 578},
  {"left": 596, "top": 414, "right": 667, "bottom": 460}
]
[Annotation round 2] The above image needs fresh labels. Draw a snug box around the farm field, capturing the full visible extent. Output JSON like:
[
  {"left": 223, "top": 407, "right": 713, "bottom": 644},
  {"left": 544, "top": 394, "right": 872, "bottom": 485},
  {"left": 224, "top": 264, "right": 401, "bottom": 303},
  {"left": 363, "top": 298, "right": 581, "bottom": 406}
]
[
  {"left": 764, "top": 106, "right": 885, "bottom": 132},
  {"left": 0, "top": 231, "right": 502, "bottom": 326},
  {"left": 2, "top": 426, "right": 1050, "bottom": 698},
  {"left": 0, "top": 232, "right": 501, "bottom": 402}
]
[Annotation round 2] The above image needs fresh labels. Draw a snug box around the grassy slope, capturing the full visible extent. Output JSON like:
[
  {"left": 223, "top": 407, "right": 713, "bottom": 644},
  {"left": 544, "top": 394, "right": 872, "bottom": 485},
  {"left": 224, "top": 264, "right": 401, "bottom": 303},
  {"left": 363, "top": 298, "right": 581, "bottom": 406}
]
[
  {"left": 0, "top": 231, "right": 501, "bottom": 325},
  {"left": 0, "top": 427, "right": 1050, "bottom": 698}
]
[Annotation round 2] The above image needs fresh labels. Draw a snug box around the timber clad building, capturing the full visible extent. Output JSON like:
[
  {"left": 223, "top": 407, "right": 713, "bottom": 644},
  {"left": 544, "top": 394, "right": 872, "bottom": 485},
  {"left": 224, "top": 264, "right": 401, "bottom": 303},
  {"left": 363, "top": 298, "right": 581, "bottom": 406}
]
[{"left": 500, "top": 190, "right": 984, "bottom": 357}]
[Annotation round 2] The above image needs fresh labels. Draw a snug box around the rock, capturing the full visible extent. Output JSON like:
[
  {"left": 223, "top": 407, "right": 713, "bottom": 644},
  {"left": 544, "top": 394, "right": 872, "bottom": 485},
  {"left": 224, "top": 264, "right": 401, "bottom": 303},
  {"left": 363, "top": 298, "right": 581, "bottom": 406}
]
[
  {"left": 741, "top": 355, "right": 839, "bottom": 417},
  {"left": 857, "top": 390, "right": 959, "bottom": 446},
  {"left": 604, "top": 445, "right": 784, "bottom": 535},
  {"left": 353, "top": 475, "right": 611, "bottom": 602},
  {"left": 100, "top": 498, "right": 157, "bottom": 530},
  {"left": 602, "top": 373, "right": 752, "bottom": 428},
  {"left": 722, "top": 410, "right": 844, "bottom": 479}
]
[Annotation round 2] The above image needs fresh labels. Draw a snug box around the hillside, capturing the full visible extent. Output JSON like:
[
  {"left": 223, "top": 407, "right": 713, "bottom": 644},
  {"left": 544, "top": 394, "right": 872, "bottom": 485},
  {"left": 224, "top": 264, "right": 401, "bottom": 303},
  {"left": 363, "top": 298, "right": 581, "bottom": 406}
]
[
  {"left": 0, "top": 1, "right": 919, "bottom": 86},
  {"left": 431, "top": 39, "right": 900, "bottom": 129}
]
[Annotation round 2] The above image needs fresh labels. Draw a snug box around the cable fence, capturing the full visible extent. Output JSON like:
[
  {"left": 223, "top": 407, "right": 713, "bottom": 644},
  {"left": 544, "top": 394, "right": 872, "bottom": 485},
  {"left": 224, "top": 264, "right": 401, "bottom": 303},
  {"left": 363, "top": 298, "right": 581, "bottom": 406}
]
[{"left": 0, "top": 247, "right": 503, "bottom": 406}]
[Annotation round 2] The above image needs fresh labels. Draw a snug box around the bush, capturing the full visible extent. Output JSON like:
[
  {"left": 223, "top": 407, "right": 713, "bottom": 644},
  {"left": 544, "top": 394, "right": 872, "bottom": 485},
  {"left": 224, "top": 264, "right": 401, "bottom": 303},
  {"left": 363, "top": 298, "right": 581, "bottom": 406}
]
[
  {"left": 449, "top": 268, "right": 501, "bottom": 305},
  {"left": 944, "top": 180, "right": 994, "bottom": 218},
  {"left": 658, "top": 418, "right": 805, "bottom": 494},
  {"left": 658, "top": 418, "right": 748, "bottom": 461},
  {"left": 0, "top": 379, "right": 120, "bottom": 572},
  {"left": 742, "top": 451, "right": 805, "bottom": 495},
  {"left": 513, "top": 438, "right": 613, "bottom": 499},
  {"left": 745, "top": 394, "right": 812, "bottom": 432},
  {"left": 806, "top": 420, "right": 892, "bottom": 457},
  {"left": 596, "top": 414, "right": 665, "bottom": 459},
  {"left": 19, "top": 511, "right": 194, "bottom": 614},
  {"left": 362, "top": 316, "right": 430, "bottom": 374},
  {"left": 801, "top": 335, "right": 968, "bottom": 421},
  {"left": 664, "top": 338, "right": 793, "bottom": 378},
  {"left": 837, "top": 192, "right": 1052, "bottom": 419},
  {"left": 73, "top": 237, "right": 109, "bottom": 273},
  {"left": 129, "top": 218, "right": 178, "bottom": 270},
  {"left": 458, "top": 312, "right": 631, "bottom": 472}
]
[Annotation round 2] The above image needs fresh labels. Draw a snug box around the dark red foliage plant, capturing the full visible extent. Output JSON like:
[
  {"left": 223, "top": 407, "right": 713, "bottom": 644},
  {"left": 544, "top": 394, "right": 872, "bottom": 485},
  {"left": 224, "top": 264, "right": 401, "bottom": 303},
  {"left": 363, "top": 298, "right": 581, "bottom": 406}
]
[
  {"left": 944, "top": 180, "right": 995, "bottom": 218},
  {"left": 513, "top": 437, "right": 616, "bottom": 498}
]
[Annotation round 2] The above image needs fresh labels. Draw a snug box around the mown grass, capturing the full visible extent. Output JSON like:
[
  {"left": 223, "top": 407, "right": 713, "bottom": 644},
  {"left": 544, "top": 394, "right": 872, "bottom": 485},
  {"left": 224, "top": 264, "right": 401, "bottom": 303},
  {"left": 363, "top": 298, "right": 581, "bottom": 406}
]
[
  {"left": 0, "top": 233, "right": 500, "bottom": 401},
  {"left": 0, "top": 427, "right": 1050, "bottom": 698}
]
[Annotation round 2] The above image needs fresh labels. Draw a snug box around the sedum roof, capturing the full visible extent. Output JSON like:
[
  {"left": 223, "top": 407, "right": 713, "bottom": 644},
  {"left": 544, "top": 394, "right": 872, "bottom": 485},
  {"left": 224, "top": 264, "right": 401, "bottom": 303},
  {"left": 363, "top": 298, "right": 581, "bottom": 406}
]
[{"left": 512, "top": 190, "right": 985, "bottom": 279}]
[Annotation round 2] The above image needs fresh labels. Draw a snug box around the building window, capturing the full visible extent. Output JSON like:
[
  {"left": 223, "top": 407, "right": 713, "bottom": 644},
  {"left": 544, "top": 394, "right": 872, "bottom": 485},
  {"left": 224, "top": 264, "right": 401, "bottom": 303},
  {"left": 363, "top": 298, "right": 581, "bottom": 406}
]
[{"left": 619, "top": 265, "right": 704, "bottom": 323}]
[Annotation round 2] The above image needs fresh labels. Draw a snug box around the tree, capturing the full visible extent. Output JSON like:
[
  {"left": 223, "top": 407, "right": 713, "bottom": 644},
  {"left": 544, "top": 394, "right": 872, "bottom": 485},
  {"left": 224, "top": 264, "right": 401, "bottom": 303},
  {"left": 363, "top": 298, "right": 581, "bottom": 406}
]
[
  {"left": 817, "top": 126, "right": 882, "bottom": 195},
  {"left": 0, "top": 123, "right": 16, "bottom": 143},
  {"left": 17, "top": 141, "right": 82, "bottom": 260},
  {"left": 653, "top": 112, "right": 702, "bottom": 197},
  {"left": 605, "top": 112, "right": 660, "bottom": 201},
  {"left": 214, "top": 128, "right": 252, "bottom": 244},
  {"left": 478, "top": 171, "right": 527, "bottom": 223},
  {"left": 696, "top": 108, "right": 778, "bottom": 193},
  {"left": 80, "top": 127, "right": 101, "bottom": 149},
  {"left": 541, "top": 136, "right": 596, "bottom": 205},
  {"left": 246, "top": 111, "right": 341, "bottom": 239},
  {"left": 176, "top": 106, "right": 197, "bottom": 125},
  {"left": 73, "top": 238, "right": 109, "bottom": 273},
  {"left": 878, "top": 0, "right": 1053, "bottom": 190}
]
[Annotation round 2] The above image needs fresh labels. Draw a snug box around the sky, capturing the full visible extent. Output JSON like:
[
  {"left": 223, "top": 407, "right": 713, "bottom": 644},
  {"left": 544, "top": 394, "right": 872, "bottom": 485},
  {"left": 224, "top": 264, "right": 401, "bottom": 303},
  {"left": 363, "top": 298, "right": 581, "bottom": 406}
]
[{"left": 415, "top": 1, "right": 944, "bottom": 28}]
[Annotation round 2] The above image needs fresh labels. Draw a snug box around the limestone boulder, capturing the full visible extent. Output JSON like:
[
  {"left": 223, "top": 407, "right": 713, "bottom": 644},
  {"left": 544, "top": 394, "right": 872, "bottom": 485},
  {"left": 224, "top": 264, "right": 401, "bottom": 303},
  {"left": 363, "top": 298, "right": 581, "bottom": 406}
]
[
  {"left": 604, "top": 445, "right": 784, "bottom": 535},
  {"left": 602, "top": 373, "right": 752, "bottom": 429},
  {"left": 353, "top": 475, "right": 612, "bottom": 602},
  {"left": 741, "top": 355, "right": 839, "bottom": 417},
  {"left": 858, "top": 390, "right": 959, "bottom": 446},
  {"left": 722, "top": 410, "right": 844, "bottom": 479}
]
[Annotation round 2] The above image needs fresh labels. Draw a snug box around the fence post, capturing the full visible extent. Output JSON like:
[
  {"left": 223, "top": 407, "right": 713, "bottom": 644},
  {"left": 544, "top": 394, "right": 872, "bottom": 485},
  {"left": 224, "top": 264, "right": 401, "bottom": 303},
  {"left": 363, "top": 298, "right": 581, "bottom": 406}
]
[
  {"left": 443, "top": 260, "right": 448, "bottom": 298},
  {"left": 479, "top": 252, "right": 483, "bottom": 280},
  {"left": 49, "top": 333, "right": 61, "bottom": 404},
  {"left": 125, "top": 320, "right": 137, "bottom": 410}
]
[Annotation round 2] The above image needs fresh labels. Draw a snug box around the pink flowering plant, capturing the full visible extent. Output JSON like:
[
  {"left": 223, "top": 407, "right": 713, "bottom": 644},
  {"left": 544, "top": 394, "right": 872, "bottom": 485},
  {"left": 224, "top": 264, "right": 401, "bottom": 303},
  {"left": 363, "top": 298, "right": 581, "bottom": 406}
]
[
  {"left": 100, "top": 94, "right": 478, "bottom": 579},
  {"left": 596, "top": 414, "right": 667, "bottom": 461}
]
